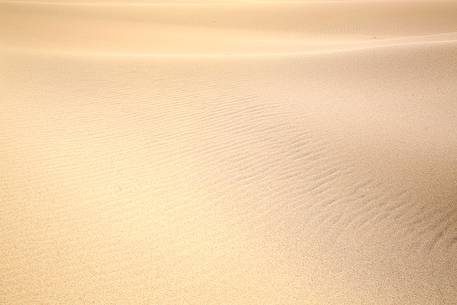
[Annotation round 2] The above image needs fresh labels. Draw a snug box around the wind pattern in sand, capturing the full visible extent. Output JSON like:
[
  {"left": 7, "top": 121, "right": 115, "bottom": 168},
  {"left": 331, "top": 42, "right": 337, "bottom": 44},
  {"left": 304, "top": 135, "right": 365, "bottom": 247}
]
[{"left": 1, "top": 1, "right": 457, "bottom": 304}]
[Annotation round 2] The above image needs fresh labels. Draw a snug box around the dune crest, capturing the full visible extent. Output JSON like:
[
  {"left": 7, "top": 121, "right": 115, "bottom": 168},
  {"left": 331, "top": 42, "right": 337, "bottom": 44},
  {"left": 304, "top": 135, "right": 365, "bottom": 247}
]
[{"left": 2, "top": 0, "right": 457, "bottom": 55}]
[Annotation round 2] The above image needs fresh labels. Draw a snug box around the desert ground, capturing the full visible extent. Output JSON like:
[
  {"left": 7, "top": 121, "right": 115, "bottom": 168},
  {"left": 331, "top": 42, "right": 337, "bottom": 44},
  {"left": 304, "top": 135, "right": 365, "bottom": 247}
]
[{"left": 1, "top": 1, "right": 457, "bottom": 304}]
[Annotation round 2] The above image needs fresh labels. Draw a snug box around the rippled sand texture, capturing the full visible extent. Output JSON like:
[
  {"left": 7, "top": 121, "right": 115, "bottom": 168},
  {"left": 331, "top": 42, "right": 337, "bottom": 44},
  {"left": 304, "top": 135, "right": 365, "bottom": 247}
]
[{"left": 1, "top": 1, "right": 457, "bottom": 304}]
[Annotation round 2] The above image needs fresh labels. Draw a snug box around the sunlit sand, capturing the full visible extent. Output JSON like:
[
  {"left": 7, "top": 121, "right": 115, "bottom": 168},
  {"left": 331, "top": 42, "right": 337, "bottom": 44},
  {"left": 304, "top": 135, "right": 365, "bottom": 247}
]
[{"left": 1, "top": 1, "right": 457, "bottom": 304}]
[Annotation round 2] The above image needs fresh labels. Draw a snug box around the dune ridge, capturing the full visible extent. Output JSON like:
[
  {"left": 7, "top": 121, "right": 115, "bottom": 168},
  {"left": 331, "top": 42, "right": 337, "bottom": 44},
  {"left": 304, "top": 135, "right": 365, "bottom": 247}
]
[{"left": 2, "top": 0, "right": 457, "bottom": 55}]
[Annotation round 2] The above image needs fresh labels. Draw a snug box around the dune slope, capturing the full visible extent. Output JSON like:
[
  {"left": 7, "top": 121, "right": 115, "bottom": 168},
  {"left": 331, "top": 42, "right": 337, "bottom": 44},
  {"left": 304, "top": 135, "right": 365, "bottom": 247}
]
[{"left": 1, "top": 1, "right": 457, "bottom": 304}]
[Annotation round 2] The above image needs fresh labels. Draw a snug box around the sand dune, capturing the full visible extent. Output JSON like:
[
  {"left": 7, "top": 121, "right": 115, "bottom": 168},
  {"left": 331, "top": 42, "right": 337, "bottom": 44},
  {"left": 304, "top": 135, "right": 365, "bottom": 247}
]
[
  {"left": 2, "top": 0, "right": 457, "bottom": 55},
  {"left": 1, "top": 1, "right": 457, "bottom": 304}
]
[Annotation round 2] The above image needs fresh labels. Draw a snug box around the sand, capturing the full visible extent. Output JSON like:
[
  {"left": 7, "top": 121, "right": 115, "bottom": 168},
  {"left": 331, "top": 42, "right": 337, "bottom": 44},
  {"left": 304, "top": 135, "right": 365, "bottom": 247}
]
[{"left": 1, "top": 1, "right": 457, "bottom": 304}]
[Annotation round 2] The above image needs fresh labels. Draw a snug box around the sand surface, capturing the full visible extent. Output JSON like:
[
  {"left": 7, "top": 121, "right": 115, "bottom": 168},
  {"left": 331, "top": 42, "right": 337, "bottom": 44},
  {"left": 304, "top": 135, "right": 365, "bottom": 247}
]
[{"left": 1, "top": 1, "right": 457, "bottom": 304}]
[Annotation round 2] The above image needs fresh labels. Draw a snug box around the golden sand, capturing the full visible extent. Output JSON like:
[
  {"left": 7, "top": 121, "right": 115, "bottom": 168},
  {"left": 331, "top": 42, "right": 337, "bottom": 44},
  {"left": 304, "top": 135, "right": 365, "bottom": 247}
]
[{"left": 1, "top": 1, "right": 457, "bottom": 304}]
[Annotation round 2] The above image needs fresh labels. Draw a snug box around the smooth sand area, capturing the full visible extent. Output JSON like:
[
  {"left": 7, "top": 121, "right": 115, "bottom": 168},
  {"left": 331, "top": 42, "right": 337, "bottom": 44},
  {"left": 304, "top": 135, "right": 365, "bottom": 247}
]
[{"left": 1, "top": 1, "right": 457, "bottom": 304}]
